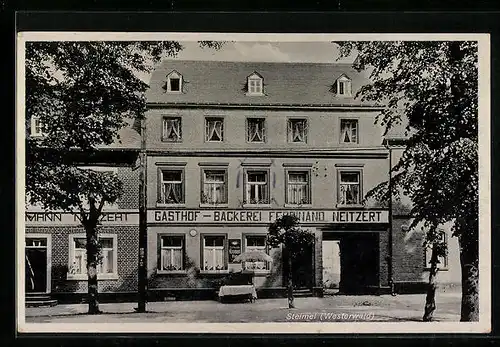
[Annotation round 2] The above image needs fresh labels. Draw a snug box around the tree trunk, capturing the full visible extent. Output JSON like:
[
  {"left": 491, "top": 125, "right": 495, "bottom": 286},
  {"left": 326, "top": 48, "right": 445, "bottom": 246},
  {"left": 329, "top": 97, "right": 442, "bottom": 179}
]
[
  {"left": 459, "top": 236, "right": 479, "bottom": 321},
  {"left": 86, "top": 223, "right": 101, "bottom": 315},
  {"left": 287, "top": 248, "right": 294, "bottom": 309},
  {"left": 423, "top": 244, "right": 439, "bottom": 321}
]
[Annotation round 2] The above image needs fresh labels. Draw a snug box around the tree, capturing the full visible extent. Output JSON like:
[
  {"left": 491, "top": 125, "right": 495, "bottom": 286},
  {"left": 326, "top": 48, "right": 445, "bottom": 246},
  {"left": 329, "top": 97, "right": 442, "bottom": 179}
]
[
  {"left": 267, "top": 215, "right": 315, "bottom": 309},
  {"left": 25, "top": 41, "right": 222, "bottom": 314},
  {"left": 335, "top": 41, "right": 478, "bottom": 321}
]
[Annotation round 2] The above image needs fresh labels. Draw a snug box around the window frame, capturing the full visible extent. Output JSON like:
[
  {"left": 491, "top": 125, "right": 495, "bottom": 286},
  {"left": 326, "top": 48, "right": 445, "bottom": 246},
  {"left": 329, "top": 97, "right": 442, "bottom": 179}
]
[
  {"left": 287, "top": 118, "right": 308, "bottom": 144},
  {"left": 285, "top": 169, "right": 312, "bottom": 206},
  {"left": 157, "top": 234, "right": 187, "bottom": 274},
  {"left": 242, "top": 234, "right": 271, "bottom": 274},
  {"left": 246, "top": 117, "right": 267, "bottom": 143},
  {"left": 200, "top": 233, "right": 229, "bottom": 274},
  {"left": 246, "top": 72, "right": 264, "bottom": 96},
  {"left": 162, "top": 116, "right": 182, "bottom": 142},
  {"left": 424, "top": 229, "right": 449, "bottom": 271},
  {"left": 165, "top": 71, "right": 183, "bottom": 93},
  {"left": 336, "top": 75, "right": 352, "bottom": 96},
  {"left": 200, "top": 167, "right": 229, "bottom": 207},
  {"left": 339, "top": 118, "right": 359, "bottom": 145},
  {"left": 67, "top": 233, "right": 118, "bottom": 280},
  {"left": 243, "top": 168, "right": 271, "bottom": 207},
  {"left": 336, "top": 169, "right": 363, "bottom": 208},
  {"left": 157, "top": 167, "right": 186, "bottom": 207},
  {"left": 204, "top": 116, "right": 225, "bottom": 143}
]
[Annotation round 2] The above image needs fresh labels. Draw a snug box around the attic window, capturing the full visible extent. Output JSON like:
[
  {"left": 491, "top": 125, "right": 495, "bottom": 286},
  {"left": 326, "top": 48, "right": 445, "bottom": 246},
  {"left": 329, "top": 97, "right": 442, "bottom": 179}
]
[
  {"left": 336, "top": 75, "right": 352, "bottom": 96},
  {"left": 247, "top": 73, "right": 263, "bottom": 96},
  {"left": 166, "top": 71, "right": 183, "bottom": 93}
]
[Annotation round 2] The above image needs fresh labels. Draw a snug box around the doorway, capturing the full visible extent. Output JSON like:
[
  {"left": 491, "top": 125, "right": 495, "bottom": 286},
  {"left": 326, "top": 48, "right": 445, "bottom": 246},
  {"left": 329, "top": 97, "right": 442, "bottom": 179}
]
[
  {"left": 25, "top": 236, "right": 51, "bottom": 293},
  {"left": 322, "top": 240, "right": 341, "bottom": 291}
]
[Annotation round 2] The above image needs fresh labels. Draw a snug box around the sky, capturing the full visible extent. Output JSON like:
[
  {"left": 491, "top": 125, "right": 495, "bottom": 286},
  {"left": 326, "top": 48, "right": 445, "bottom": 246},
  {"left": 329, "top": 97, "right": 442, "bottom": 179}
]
[
  {"left": 167, "top": 41, "right": 356, "bottom": 63},
  {"left": 136, "top": 41, "right": 356, "bottom": 83}
]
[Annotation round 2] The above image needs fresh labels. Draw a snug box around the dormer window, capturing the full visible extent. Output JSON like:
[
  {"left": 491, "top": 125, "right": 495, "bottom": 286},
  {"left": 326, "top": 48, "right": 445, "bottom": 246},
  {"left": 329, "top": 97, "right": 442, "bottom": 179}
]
[
  {"left": 335, "top": 75, "right": 352, "bottom": 96},
  {"left": 247, "top": 72, "right": 263, "bottom": 96},
  {"left": 166, "top": 71, "right": 183, "bottom": 93}
]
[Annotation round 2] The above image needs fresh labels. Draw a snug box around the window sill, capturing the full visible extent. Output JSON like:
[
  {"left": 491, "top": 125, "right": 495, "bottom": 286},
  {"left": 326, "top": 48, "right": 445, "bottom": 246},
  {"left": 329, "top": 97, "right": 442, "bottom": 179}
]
[
  {"left": 284, "top": 203, "right": 312, "bottom": 208},
  {"left": 66, "top": 274, "right": 119, "bottom": 281},
  {"left": 199, "top": 270, "right": 230, "bottom": 275},
  {"left": 156, "top": 203, "right": 186, "bottom": 208},
  {"left": 161, "top": 138, "right": 183, "bottom": 143},
  {"left": 243, "top": 204, "right": 271, "bottom": 208},
  {"left": 200, "top": 203, "right": 229, "bottom": 208},
  {"left": 157, "top": 270, "right": 188, "bottom": 276}
]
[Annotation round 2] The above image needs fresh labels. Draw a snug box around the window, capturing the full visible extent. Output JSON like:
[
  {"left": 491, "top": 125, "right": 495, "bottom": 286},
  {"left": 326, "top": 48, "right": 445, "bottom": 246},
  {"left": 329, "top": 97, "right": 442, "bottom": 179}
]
[
  {"left": 30, "top": 116, "right": 45, "bottom": 137},
  {"left": 288, "top": 118, "right": 308, "bottom": 143},
  {"left": 336, "top": 75, "right": 352, "bottom": 96},
  {"left": 338, "top": 171, "right": 361, "bottom": 205},
  {"left": 202, "top": 169, "right": 227, "bottom": 204},
  {"left": 162, "top": 117, "right": 182, "bottom": 142},
  {"left": 245, "top": 170, "right": 269, "bottom": 204},
  {"left": 247, "top": 73, "right": 263, "bottom": 95},
  {"left": 159, "top": 170, "right": 184, "bottom": 204},
  {"left": 159, "top": 236, "right": 185, "bottom": 271},
  {"left": 286, "top": 171, "right": 311, "bottom": 205},
  {"left": 424, "top": 230, "right": 449, "bottom": 270},
  {"left": 244, "top": 235, "right": 270, "bottom": 271},
  {"left": 340, "top": 119, "right": 358, "bottom": 144},
  {"left": 205, "top": 117, "right": 224, "bottom": 142},
  {"left": 202, "top": 235, "right": 227, "bottom": 271},
  {"left": 247, "top": 118, "right": 266, "bottom": 143},
  {"left": 165, "top": 71, "right": 183, "bottom": 93},
  {"left": 68, "top": 235, "right": 117, "bottom": 279}
]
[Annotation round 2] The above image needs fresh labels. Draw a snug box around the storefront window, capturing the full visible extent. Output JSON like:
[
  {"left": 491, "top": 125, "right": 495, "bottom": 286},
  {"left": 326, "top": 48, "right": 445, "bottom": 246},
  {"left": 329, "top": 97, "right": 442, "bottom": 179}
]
[{"left": 160, "top": 236, "right": 184, "bottom": 271}]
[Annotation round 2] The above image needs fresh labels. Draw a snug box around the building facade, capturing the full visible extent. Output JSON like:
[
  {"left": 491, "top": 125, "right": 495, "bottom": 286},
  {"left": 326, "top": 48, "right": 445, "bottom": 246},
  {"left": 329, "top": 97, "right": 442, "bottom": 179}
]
[
  {"left": 142, "top": 60, "right": 460, "bottom": 299},
  {"left": 24, "top": 125, "right": 141, "bottom": 304}
]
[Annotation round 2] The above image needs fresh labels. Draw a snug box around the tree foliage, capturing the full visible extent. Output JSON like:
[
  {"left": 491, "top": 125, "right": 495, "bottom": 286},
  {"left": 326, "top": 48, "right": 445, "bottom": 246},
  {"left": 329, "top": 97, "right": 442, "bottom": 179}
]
[
  {"left": 335, "top": 41, "right": 478, "bottom": 321},
  {"left": 268, "top": 215, "right": 315, "bottom": 309},
  {"left": 24, "top": 40, "right": 222, "bottom": 313}
]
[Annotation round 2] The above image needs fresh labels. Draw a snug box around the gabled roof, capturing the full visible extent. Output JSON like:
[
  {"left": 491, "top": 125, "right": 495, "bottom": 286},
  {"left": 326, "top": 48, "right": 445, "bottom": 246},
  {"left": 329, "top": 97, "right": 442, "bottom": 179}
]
[{"left": 146, "top": 60, "right": 379, "bottom": 107}]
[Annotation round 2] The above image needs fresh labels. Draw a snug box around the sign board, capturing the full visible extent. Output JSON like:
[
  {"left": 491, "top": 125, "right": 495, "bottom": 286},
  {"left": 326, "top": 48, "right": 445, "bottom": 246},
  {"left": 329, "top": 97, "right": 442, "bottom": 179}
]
[
  {"left": 148, "top": 209, "right": 389, "bottom": 224},
  {"left": 228, "top": 239, "right": 242, "bottom": 263},
  {"left": 25, "top": 211, "right": 139, "bottom": 226}
]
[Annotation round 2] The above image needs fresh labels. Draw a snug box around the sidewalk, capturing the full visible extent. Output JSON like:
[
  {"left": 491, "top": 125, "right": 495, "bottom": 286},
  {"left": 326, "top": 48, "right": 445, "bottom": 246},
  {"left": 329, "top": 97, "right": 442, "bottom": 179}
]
[{"left": 24, "top": 291, "right": 461, "bottom": 323}]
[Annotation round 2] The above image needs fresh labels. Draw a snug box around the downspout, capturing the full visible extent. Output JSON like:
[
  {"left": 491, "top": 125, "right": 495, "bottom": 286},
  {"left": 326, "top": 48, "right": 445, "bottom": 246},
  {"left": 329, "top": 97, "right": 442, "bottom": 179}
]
[{"left": 385, "top": 140, "right": 396, "bottom": 296}]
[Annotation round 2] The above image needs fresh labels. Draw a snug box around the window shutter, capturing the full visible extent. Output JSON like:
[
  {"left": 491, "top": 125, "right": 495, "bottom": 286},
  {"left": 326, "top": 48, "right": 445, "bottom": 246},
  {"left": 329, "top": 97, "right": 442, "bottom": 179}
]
[{"left": 157, "top": 169, "right": 162, "bottom": 203}]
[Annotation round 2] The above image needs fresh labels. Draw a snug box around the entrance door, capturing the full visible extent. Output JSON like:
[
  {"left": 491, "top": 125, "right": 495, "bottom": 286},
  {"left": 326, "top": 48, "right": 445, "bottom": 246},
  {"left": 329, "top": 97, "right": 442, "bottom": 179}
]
[
  {"left": 283, "top": 243, "right": 314, "bottom": 289},
  {"left": 322, "top": 240, "right": 341, "bottom": 290},
  {"left": 25, "top": 237, "right": 48, "bottom": 293}
]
